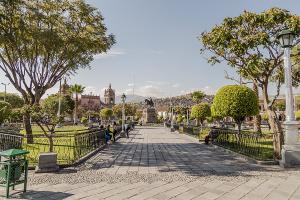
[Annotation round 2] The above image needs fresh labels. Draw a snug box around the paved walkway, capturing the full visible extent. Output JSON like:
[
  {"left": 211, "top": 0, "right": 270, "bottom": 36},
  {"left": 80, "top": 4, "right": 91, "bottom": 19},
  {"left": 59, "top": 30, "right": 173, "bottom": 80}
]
[{"left": 2, "top": 126, "right": 300, "bottom": 200}]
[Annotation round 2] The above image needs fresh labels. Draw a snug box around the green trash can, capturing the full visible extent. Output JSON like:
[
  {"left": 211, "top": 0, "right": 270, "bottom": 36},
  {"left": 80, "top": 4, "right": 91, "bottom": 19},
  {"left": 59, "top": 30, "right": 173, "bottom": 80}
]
[{"left": 0, "top": 149, "right": 29, "bottom": 198}]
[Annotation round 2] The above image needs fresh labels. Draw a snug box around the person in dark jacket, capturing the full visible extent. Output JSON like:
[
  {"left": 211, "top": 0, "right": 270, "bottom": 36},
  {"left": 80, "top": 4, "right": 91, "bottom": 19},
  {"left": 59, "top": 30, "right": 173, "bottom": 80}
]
[
  {"left": 112, "top": 121, "right": 117, "bottom": 142},
  {"left": 125, "top": 124, "right": 130, "bottom": 138},
  {"left": 105, "top": 125, "right": 112, "bottom": 144}
]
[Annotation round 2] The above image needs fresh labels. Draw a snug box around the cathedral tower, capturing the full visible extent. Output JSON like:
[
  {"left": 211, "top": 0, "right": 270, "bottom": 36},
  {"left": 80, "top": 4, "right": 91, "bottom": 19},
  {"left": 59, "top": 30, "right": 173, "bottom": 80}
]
[{"left": 104, "top": 83, "right": 115, "bottom": 107}]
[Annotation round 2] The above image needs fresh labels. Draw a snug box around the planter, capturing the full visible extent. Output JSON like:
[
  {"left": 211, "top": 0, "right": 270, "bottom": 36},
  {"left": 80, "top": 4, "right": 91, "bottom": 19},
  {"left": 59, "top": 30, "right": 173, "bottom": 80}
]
[{"left": 35, "top": 152, "right": 59, "bottom": 173}]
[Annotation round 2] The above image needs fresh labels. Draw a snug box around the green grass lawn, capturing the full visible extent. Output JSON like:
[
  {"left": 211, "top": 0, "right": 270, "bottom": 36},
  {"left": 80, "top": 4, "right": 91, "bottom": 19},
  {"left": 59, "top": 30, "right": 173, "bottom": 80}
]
[
  {"left": 21, "top": 125, "right": 89, "bottom": 166},
  {"left": 20, "top": 125, "right": 87, "bottom": 135}
]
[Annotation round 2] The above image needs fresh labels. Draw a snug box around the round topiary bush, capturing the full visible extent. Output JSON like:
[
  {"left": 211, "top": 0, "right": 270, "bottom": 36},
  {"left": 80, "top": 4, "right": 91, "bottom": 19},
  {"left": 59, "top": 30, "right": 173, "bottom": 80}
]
[{"left": 211, "top": 85, "right": 259, "bottom": 133}]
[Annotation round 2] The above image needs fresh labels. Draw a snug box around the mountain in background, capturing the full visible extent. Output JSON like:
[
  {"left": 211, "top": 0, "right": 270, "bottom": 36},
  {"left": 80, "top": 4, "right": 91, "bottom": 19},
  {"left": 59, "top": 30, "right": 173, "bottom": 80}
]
[{"left": 115, "top": 94, "right": 146, "bottom": 104}]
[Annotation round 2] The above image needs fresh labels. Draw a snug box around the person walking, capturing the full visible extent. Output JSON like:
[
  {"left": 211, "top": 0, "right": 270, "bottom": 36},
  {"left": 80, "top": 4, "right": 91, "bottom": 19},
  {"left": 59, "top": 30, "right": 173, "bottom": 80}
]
[{"left": 125, "top": 123, "right": 130, "bottom": 138}]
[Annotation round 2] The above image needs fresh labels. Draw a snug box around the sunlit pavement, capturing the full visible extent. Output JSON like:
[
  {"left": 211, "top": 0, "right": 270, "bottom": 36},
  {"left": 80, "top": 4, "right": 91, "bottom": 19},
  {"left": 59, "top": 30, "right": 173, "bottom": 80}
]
[{"left": 3, "top": 126, "right": 300, "bottom": 200}]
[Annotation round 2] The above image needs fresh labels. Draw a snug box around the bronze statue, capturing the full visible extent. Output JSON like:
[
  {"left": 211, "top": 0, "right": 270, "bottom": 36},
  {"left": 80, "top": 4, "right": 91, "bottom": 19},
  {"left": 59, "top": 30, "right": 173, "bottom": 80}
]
[{"left": 144, "top": 97, "right": 154, "bottom": 107}]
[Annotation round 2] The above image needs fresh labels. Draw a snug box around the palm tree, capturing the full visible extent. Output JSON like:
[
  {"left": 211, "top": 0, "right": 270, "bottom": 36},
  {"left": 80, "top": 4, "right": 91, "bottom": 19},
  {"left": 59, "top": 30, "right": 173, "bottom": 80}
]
[{"left": 69, "top": 84, "right": 85, "bottom": 124}]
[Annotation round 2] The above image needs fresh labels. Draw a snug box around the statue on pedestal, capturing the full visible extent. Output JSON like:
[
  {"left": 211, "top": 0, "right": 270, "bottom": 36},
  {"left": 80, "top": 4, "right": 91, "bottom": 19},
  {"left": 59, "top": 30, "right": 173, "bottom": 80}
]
[{"left": 142, "top": 98, "right": 157, "bottom": 124}]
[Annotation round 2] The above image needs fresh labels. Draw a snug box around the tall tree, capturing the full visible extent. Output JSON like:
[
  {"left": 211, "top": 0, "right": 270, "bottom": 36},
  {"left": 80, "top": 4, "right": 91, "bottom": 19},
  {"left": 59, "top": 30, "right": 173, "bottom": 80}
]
[
  {"left": 200, "top": 8, "right": 300, "bottom": 159},
  {"left": 0, "top": 0, "right": 115, "bottom": 141},
  {"left": 43, "top": 94, "right": 75, "bottom": 116},
  {"left": 69, "top": 84, "right": 85, "bottom": 124}
]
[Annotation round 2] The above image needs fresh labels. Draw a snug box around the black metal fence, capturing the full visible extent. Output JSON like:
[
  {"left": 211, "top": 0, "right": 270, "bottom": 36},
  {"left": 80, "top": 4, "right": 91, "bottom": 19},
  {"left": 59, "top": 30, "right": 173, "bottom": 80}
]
[
  {"left": 210, "top": 128, "right": 273, "bottom": 160},
  {"left": 0, "top": 130, "right": 23, "bottom": 151},
  {"left": 0, "top": 127, "right": 121, "bottom": 166},
  {"left": 164, "top": 123, "right": 273, "bottom": 160}
]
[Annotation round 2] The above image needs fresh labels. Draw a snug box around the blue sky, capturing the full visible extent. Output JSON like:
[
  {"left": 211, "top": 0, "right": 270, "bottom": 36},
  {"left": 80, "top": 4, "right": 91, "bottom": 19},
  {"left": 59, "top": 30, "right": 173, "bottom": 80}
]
[{"left": 2, "top": 0, "right": 300, "bottom": 98}]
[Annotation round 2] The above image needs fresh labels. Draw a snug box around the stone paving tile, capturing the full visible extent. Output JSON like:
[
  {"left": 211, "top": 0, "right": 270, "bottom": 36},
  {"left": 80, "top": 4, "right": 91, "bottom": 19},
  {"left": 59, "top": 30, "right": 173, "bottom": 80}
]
[
  {"left": 263, "top": 176, "right": 300, "bottom": 200},
  {"left": 4, "top": 127, "right": 300, "bottom": 200},
  {"left": 81, "top": 182, "right": 148, "bottom": 200},
  {"left": 215, "top": 178, "right": 266, "bottom": 200},
  {"left": 152, "top": 181, "right": 205, "bottom": 200},
  {"left": 128, "top": 181, "right": 186, "bottom": 200},
  {"left": 104, "top": 181, "right": 166, "bottom": 200},
  {"left": 172, "top": 180, "right": 226, "bottom": 200},
  {"left": 241, "top": 177, "right": 285, "bottom": 200}
]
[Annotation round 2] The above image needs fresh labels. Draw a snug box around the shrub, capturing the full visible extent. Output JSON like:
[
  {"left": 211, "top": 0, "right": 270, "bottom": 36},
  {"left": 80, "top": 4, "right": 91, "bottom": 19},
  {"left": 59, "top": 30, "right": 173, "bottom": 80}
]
[
  {"left": 211, "top": 85, "right": 259, "bottom": 134},
  {"left": 191, "top": 103, "right": 211, "bottom": 128}
]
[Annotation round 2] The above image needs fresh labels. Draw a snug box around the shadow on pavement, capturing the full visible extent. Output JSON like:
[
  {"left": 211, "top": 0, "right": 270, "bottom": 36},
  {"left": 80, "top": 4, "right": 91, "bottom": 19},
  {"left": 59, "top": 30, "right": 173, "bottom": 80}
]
[{"left": 3, "top": 190, "right": 73, "bottom": 200}]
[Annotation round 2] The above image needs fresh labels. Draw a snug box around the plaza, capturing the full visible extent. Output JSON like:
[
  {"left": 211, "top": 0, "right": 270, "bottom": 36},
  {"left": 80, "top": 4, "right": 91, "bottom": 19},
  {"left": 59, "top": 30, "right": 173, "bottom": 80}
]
[
  {"left": 1, "top": 1, "right": 300, "bottom": 200},
  {"left": 2, "top": 126, "right": 300, "bottom": 200}
]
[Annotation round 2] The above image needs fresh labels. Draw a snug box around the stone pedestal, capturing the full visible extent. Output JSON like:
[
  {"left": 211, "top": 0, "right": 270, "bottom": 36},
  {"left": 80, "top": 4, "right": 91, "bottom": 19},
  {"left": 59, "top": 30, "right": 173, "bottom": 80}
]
[
  {"left": 35, "top": 152, "right": 59, "bottom": 173},
  {"left": 280, "top": 121, "right": 300, "bottom": 168},
  {"left": 142, "top": 107, "right": 157, "bottom": 124},
  {"left": 280, "top": 144, "right": 300, "bottom": 168}
]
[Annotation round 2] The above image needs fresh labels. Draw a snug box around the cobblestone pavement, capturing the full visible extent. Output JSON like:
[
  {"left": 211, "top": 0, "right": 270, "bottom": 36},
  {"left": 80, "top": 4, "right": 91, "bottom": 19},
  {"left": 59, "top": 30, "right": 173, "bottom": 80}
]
[{"left": 2, "top": 126, "right": 300, "bottom": 200}]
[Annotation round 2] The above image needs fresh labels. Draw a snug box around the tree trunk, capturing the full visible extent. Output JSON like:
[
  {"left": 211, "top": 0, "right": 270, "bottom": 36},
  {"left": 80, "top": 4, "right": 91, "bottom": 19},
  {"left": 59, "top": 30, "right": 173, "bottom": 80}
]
[
  {"left": 261, "top": 83, "right": 283, "bottom": 159},
  {"left": 24, "top": 111, "right": 33, "bottom": 144},
  {"left": 252, "top": 80, "right": 262, "bottom": 133},
  {"left": 237, "top": 121, "right": 241, "bottom": 135},
  {"left": 49, "top": 135, "right": 54, "bottom": 152}
]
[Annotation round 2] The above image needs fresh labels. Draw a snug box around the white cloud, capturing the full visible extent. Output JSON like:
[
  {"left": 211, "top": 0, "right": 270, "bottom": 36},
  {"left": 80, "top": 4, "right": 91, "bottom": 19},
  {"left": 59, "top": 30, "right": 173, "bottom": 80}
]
[
  {"left": 136, "top": 85, "right": 162, "bottom": 97},
  {"left": 179, "top": 86, "right": 216, "bottom": 96},
  {"left": 93, "top": 49, "right": 125, "bottom": 59},
  {"left": 124, "top": 88, "right": 133, "bottom": 95},
  {"left": 172, "top": 83, "right": 180, "bottom": 88},
  {"left": 201, "top": 86, "right": 216, "bottom": 95},
  {"left": 45, "top": 87, "right": 59, "bottom": 97},
  {"left": 83, "top": 86, "right": 98, "bottom": 95},
  {"left": 145, "top": 81, "right": 170, "bottom": 86},
  {"left": 127, "top": 83, "right": 134, "bottom": 87}
]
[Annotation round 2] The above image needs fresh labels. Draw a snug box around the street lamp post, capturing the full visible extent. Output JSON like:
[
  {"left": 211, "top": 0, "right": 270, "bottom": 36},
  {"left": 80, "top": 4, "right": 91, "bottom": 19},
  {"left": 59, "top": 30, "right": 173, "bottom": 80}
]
[
  {"left": 1, "top": 83, "right": 9, "bottom": 102},
  {"left": 56, "top": 79, "right": 62, "bottom": 128},
  {"left": 186, "top": 106, "right": 189, "bottom": 126},
  {"left": 170, "top": 104, "right": 175, "bottom": 132},
  {"left": 121, "top": 93, "right": 126, "bottom": 136},
  {"left": 277, "top": 29, "right": 300, "bottom": 167}
]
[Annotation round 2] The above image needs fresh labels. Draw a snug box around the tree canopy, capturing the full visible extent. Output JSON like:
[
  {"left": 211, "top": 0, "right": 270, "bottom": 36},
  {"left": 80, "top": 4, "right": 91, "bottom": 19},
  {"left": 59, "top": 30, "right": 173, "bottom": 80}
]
[
  {"left": 200, "top": 7, "right": 300, "bottom": 105},
  {"left": 200, "top": 7, "right": 300, "bottom": 158},
  {"left": 69, "top": 84, "right": 85, "bottom": 97},
  {"left": 112, "top": 104, "right": 137, "bottom": 119},
  {"left": 212, "top": 85, "right": 259, "bottom": 133},
  {"left": 0, "top": 0, "right": 114, "bottom": 105},
  {"left": 191, "top": 91, "right": 205, "bottom": 103},
  {"left": 100, "top": 108, "right": 113, "bottom": 120},
  {"left": 42, "top": 94, "right": 75, "bottom": 116},
  {"left": 0, "top": 101, "right": 11, "bottom": 124},
  {"left": 191, "top": 103, "right": 211, "bottom": 126},
  {"left": 0, "top": 92, "right": 24, "bottom": 108}
]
